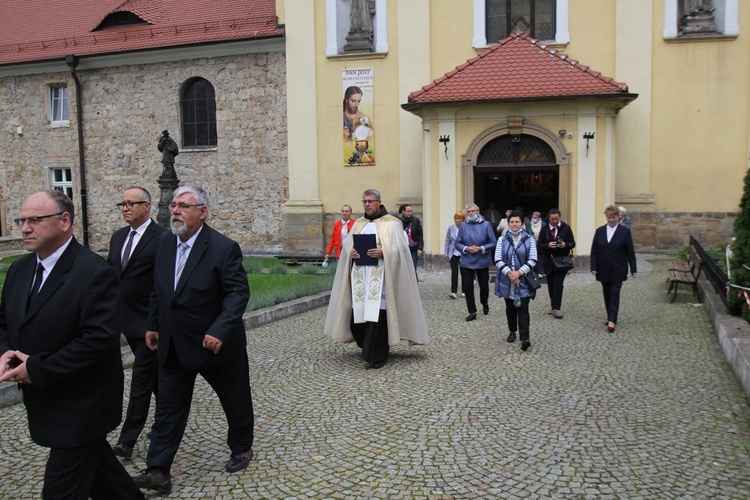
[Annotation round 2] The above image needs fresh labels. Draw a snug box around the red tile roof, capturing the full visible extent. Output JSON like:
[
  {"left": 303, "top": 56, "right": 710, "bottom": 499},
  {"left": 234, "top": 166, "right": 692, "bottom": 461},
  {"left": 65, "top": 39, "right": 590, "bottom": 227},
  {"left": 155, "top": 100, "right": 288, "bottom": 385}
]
[
  {"left": 0, "top": 0, "right": 282, "bottom": 66},
  {"left": 406, "top": 32, "right": 633, "bottom": 106}
]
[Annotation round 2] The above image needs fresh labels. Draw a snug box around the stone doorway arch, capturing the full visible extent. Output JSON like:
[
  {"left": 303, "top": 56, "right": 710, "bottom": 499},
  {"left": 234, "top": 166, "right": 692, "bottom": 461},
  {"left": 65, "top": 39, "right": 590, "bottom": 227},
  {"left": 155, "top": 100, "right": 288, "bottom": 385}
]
[{"left": 460, "top": 118, "right": 572, "bottom": 215}]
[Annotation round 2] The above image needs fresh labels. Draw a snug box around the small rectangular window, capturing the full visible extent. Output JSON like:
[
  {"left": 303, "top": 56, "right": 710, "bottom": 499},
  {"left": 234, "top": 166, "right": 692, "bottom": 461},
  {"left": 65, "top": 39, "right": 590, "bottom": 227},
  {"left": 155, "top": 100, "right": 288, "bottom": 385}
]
[
  {"left": 47, "top": 85, "right": 69, "bottom": 124},
  {"left": 50, "top": 168, "right": 73, "bottom": 198}
]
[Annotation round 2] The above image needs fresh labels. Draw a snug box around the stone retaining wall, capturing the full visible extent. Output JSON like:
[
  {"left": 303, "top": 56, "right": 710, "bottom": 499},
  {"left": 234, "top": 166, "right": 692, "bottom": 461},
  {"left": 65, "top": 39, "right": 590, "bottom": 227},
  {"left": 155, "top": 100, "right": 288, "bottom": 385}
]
[{"left": 630, "top": 211, "right": 735, "bottom": 250}]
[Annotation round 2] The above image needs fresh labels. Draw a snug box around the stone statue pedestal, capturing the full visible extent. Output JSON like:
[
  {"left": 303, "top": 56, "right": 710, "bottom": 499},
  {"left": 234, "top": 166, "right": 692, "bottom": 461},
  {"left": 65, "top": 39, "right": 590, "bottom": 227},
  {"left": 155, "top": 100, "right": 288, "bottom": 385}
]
[
  {"left": 343, "top": 31, "right": 374, "bottom": 53},
  {"left": 157, "top": 175, "right": 179, "bottom": 227},
  {"left": 681, "top": 11, "right": 717, "bottom": 34}
]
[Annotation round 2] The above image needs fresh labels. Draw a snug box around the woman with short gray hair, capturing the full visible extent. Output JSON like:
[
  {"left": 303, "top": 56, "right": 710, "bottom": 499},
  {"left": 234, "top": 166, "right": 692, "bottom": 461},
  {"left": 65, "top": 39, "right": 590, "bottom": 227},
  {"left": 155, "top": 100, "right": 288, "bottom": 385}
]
[{"left": 454, "top": 203, "right": 497, "bottom": 321}]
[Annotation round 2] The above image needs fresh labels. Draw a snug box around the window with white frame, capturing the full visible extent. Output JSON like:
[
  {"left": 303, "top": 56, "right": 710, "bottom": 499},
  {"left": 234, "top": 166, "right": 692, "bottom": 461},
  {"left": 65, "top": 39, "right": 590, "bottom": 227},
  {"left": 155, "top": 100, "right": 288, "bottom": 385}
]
[
  {"left": 474, "top": 0, "right": 569, "bottom": 47},
  {"left": 46, "top": 85, "right": 69, "bottom": 125},
  {"left": 663, "top": 0, "right": 739, "bottom": 38},
  {"left": 326, "top": 0, "right": 388, "bottom": 56},
  {"left": 51, "top": 168, "right": 73, "bottom": 199}
]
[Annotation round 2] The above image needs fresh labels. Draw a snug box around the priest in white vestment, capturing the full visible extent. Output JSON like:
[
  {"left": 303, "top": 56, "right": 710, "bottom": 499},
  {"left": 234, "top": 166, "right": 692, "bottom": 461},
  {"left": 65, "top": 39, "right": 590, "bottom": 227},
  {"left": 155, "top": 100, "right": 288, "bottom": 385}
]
[{"left": 324, "top": 189, "right": 429, "bottom": 369}]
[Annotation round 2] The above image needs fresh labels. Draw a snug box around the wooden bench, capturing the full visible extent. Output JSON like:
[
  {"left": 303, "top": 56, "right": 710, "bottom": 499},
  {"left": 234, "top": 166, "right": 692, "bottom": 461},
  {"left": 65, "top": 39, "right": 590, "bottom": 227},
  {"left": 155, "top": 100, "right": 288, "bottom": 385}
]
[
  {"left": 667, "top": 245, "right": 703, "bottom": 303},
  {"left": 667, "top": 259, "right": 690, "bottom": 273}
]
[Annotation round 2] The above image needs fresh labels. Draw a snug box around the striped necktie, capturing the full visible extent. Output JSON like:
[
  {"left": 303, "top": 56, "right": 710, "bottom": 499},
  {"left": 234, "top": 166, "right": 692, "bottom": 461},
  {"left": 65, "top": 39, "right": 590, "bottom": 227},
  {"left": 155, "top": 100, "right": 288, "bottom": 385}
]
[{"left": 174, "top": 242, "right": 189, "bottom": 289}]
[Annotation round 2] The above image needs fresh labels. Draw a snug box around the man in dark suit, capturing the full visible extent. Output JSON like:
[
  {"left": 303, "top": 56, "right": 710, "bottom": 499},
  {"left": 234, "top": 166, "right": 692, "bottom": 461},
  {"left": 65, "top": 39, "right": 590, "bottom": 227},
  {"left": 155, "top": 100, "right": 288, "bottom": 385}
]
[
  {"left": 590, "top": 205, "right": 638, "bottom": 332},
  {"left": 537, "top": 208, "right": 576, "bottom": 319},
  {"left": 133, "top": 186, "right": 253, "bottom": 494},
  {"left": 108, "top": 187, "right": 168, "bottom": 459},
  {"left": 0, "top": 190, "right": 143, "bottom": 499}
]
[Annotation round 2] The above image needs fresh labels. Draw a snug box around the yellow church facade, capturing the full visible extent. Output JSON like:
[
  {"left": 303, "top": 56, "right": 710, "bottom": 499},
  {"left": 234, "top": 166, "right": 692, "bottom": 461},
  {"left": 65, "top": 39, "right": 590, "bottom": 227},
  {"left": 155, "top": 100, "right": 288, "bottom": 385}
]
[{"left": 279, "top": 0, "right": 747, "bottom": 256}]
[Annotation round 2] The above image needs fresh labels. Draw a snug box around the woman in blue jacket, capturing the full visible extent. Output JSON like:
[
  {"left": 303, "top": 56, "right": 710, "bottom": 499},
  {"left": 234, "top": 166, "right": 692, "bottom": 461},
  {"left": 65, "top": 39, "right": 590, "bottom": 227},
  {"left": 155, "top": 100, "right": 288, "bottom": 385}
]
[
  {"left": 455, "top": 203, "right": 497, "bottom": 321},
  {"left": 495, "top": 211, "right": 537, "bottom": 351}
]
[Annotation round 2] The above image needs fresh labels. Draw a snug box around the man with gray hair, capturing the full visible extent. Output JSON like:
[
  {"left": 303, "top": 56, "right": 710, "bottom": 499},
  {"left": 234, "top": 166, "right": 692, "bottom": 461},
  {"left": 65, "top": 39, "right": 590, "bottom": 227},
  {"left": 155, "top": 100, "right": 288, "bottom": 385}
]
[
  {"left": 618, "top": 206, "right": 633, "bottom": 229},
  {"left": 133, "top": 186, "right": 254, "bottom": 494}
]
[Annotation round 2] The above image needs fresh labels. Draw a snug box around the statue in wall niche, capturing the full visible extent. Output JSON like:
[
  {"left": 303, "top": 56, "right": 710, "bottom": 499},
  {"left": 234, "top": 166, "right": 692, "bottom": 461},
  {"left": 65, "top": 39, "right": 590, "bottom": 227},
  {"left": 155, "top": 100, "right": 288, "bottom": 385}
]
[
  {"left": 157, "top": 130, "right": 179, "bottom": 179},
  {"left": 349, "top": 0, "right": 375, "bottom": 33},
  {"left": 684, "top": 0, "right": 713, "bottom": 13},
  {"left": 343, "top": 0, "right": 376, "bottom": 53},
  {"left": 681, "top": 0, "right": 717, "bottom": 34}
]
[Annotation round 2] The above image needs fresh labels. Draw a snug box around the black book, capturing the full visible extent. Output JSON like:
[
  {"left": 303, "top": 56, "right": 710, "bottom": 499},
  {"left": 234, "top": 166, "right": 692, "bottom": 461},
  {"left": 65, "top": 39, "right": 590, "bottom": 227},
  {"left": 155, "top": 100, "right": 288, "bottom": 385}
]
[{"left": 353, "top": 233, "right": 378, "bottom": 266}]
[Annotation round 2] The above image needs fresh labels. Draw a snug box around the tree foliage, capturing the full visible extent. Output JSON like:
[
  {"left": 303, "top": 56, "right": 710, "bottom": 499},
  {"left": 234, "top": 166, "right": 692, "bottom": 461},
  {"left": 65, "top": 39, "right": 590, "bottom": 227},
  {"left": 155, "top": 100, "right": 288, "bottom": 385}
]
[{"left": 729, "top": 168, "right": 750, "bottom": 319}]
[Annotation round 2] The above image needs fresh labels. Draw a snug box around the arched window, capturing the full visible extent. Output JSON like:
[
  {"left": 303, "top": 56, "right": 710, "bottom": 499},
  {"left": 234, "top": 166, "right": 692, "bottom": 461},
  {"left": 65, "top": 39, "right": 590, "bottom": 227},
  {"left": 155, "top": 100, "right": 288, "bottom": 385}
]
[
  {"left": 478, "top": 134, "right": 556, "bottom": 166},
  {"left": 181, "top": 78, "right": 217, "bottom": 148}
]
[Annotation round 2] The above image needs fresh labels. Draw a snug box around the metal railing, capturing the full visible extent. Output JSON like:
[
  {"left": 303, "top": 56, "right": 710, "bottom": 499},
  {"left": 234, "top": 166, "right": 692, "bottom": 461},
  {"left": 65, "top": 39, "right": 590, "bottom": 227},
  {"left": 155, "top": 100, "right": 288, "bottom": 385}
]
[{"left": 690, "top": 235, "right": 729, "bottom": 307}]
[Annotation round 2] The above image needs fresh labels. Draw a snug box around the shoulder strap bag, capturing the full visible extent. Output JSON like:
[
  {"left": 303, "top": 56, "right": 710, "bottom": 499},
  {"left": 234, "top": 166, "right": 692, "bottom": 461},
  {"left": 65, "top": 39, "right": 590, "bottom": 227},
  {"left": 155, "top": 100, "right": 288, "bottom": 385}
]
[{"left": 510, "top": 235, "right": 541, "bottom": 290}]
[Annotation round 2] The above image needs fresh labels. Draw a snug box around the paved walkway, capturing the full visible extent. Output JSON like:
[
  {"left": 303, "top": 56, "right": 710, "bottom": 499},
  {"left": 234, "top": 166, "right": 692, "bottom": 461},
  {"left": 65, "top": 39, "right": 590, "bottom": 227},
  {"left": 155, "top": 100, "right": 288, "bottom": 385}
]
[{"left": 1, "top": 255, "right": 750, "bottom": 498}]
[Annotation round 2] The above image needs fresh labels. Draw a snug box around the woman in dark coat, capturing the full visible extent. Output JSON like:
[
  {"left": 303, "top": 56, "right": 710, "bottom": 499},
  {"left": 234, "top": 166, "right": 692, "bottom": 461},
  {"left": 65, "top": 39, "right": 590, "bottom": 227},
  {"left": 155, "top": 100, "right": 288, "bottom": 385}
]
[{"left": 590, "top": 205, "right": 637, "bottom": 332}]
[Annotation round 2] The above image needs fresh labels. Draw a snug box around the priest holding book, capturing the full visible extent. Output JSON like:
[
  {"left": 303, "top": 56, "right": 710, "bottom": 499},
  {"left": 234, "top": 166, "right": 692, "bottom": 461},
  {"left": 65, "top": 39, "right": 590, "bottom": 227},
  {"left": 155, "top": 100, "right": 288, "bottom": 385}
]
[{"left": 324, "top": 188, "right": 429, "bottom": 369}]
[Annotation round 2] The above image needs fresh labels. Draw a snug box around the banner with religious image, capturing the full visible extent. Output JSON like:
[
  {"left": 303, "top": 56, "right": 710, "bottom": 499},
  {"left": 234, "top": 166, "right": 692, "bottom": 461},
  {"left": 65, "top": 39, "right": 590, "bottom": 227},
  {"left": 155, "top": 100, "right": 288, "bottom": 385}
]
[{"left": 342, "top": 68, "right": 375, "bottom": 166}]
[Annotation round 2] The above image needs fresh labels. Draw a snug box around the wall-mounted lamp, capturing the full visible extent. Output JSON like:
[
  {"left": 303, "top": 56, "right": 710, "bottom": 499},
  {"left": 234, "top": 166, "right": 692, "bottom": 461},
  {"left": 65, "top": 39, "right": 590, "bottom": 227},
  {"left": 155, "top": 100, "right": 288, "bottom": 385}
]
[
  {"left": 583, "top": 132, "right": 595, "bottom": 156},
  {"left": 558, "top": 129, "right": 566, "bottom": 138},
  {"left": 439, "top": 135, "right": 450, "bottom": 159}
]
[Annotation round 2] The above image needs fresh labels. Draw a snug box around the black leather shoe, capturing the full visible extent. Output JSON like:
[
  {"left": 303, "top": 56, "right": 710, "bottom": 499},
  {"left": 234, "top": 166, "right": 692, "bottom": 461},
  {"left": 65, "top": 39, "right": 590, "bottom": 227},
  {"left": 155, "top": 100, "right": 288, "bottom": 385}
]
[
  {"left": 112, "top": 442, "right": 133, "bottom": 458},
  {"left": 369, "top": 360, "right": 386, "bottom": 369},
  {"left": 465, "top": 313, "right": 477, "bottom": 322},
  {"left": 133, "top": 468, "right": 172, "bottom": 493},
  {"left": 507, "top": 332, "right": 517, "bottom": 343},
  {"left": 483, "top": 306, "right": 490, "bottom": 315},
  {"left": 521, "top": 340, "right": 531, "bottom": 351},
  {"left": 226, "top": 449, "right": 254, "bottom": 473}
]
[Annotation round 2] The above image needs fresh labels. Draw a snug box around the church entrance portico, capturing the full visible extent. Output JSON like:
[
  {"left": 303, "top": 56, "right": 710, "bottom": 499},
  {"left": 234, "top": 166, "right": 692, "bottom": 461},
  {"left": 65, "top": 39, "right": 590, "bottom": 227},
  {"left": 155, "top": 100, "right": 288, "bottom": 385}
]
[
  {"left": 474, "top": 133, "right": 560, "bottom": 219},
  {"left": 461, "top": 120, "right": 572, "bottom": 221}
]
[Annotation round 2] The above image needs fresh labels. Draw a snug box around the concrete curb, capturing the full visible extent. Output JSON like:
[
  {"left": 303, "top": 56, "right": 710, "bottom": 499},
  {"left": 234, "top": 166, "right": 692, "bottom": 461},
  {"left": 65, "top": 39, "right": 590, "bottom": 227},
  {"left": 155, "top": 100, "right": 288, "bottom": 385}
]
[
  {"left": 698, "top": 275, "right": 750, "bottom": 397},
  {"left": 0, "top": 290, "right": 332, "bottom": 409},
  {"left": 242, "top": 290, "right": 331, "bottom": 330}
]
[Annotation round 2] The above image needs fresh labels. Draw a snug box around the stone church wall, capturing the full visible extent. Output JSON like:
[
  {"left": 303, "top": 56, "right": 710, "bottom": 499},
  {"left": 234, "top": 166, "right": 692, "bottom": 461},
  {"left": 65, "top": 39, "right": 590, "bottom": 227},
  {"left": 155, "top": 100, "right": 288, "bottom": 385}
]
[{"left": 0, "top": 51, "right": 287, "bottom": 253}]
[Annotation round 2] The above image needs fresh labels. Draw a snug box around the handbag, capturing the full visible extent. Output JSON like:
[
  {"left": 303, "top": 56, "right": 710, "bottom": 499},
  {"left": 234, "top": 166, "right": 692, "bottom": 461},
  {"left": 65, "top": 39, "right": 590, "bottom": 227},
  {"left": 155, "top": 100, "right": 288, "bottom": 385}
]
[
  {"left": 524, "top": 268, "right": 542, "bottom": 290},
  {"left": 552, "top": 254, "right": 575, "bottom": 271},
  {"left": 510, "top": 235, "right": 542, "bottom": 290}
]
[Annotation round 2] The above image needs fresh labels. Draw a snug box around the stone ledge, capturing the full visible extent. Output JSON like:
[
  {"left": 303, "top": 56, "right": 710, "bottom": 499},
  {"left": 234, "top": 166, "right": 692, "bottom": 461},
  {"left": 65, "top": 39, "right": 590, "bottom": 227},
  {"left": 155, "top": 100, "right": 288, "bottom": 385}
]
[
  {"left": 243, "top": 290, "right": 331, "bottom": 330},
  {"left": 0, "top": 237, "right": 23, "bottom": 252},
  {"left": 698, "top": 275, "right": 750, "bottom": 397}
]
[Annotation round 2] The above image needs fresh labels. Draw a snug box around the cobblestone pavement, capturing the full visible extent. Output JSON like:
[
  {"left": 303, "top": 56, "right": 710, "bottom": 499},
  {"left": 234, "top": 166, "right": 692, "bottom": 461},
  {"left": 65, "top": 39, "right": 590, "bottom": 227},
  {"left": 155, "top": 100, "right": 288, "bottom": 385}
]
[{"left": 1, "top": 255, "right": 750, "bottom": 498}]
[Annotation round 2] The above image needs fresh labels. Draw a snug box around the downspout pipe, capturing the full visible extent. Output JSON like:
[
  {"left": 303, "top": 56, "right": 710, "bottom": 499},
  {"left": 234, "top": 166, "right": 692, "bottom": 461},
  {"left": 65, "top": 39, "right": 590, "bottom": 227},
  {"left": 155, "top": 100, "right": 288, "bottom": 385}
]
[{"left": 65, "top": 54, "right": 89, "bottom": 248}]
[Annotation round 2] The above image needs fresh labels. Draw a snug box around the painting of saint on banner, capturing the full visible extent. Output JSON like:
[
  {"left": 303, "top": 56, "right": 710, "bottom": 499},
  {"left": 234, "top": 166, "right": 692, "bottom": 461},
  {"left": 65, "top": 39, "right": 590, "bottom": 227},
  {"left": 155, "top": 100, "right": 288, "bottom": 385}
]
[{"left": 342, "top": 68, "right": 375, "bottom": 166}]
